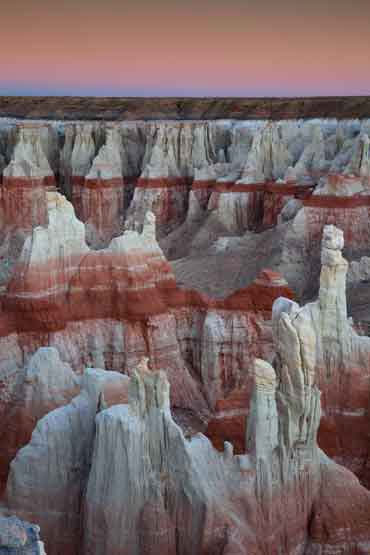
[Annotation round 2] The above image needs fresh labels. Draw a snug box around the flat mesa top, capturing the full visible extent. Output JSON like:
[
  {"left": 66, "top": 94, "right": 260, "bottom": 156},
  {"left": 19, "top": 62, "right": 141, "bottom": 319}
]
[{"left": 0, "top": 96, "right": 369, "bottom": 121}]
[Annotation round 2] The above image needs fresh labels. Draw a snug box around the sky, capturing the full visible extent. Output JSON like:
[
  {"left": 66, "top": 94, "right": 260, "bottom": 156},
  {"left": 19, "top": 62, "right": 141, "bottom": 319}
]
[{"left": 1, "top": 0, "right": 370, "bottom": 97}]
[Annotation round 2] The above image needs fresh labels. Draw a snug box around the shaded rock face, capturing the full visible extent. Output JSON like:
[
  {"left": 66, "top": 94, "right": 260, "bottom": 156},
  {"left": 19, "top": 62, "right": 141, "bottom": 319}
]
[
  {"left": 6, "top": 368, "right": 128, "bottom": 555},
  {"left": 1, "top": 124, "right": 54, "bottom": 233},
  {"left": 67, "top": 124, "right": 127, "bottom": 248},
  {"left": 0, "top": 347, "right": 79, "bottom": 491},
  {"left": 0, "top": 516, "right": 45, "bottom": 555},
  {"left": 81, "top": 125, "right": 125, "bottom": 247}
]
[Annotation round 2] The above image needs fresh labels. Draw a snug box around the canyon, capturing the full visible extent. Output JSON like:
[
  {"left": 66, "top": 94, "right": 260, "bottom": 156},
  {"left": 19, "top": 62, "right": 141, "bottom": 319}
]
[{"left": 1, "top": 110, "right": 370, "bottom": 553}]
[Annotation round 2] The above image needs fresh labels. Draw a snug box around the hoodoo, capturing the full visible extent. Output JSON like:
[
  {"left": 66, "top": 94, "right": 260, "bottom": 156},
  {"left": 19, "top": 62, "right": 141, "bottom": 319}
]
[{"left": 1, "top": 112, "right": 370, "bottom": 553}]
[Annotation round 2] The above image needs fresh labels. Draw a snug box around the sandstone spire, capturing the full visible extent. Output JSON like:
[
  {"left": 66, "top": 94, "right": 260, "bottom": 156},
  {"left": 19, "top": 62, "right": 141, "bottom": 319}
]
[{"left": 3, "top": 124, "right": 54, "bottom": 182}]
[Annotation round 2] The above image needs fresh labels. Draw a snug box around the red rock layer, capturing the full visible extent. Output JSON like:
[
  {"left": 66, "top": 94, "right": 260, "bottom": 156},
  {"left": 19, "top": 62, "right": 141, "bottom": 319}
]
[
  {"left": 205, "top": 387, "right": 250, "bottom": 454},
  {"left": 262, "top": 191, "right": 288, "bottom": 227},
  {"left": 1, "top": 262, "right": 294, "bottom": 336},
  {"left": 133, "top": 177, "right": 192, "bottom": 229},
  {"left": 212, "top": 270, "right": 293, "bottom": 315},
  {"left": 192, "top": 179, "right": 314, "bottom": 196},
  {"left": 317, "top": 361, "right": 370, "bottom": 487},
  {"left": 308, "top": 462, "right": 370, "bottom": 553},
  {"left": 192, "top": 179, "right": 313, "bottom": 229},
  {"left": 70, "top": 175, "right": 87, "bottom": 216},
  {"left": 1, "top": 176, "right": 54, "bottom": 230},
  {"left": 136, "top": 177, "right": 193, "bottom": 189},
  {"left": 190, "top": 180, "right": 219, "bottom": 210},
  {"left": 303, "top": 195, "right": 370, "bottom": 208},
  {"left": 304, "top": 205, "right": 370, "bottom": 252},
  {"left": 72, "top": 176, "right": 124, "bottom": 244},
  {"left": 134, "top": 177, "right": 313, "bottom": 230}
]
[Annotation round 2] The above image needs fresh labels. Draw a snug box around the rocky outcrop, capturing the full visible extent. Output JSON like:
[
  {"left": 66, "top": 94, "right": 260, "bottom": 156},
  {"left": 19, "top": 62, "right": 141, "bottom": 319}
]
[
  {"left": 60, "top": 123, "right": 96, "bottom": 205},
  {"left": 3, "top": 223, "right": 370, "bottom": 554},
  {"left": 281, "top": 130, "right": 370, "bottom": 296},
  {"left": 125, "top": 122, "right": 229, "bottom": 234},
  {"left": 6, "top": 367, "right": 128, "bottom": 555},
  {"left": 59, "top": 124, "right": 75, "bottom": 198},
  {"left": 278, "top": 225, "right": 370, "bottom": 488},
  {"left": 3, "top": 124, "right": 55, "bottom": 184},
  {"left": 254, "top": 225, "right": 370, "bottom": 552},
  {"left": 83, "top": 361, "right": 257, "bottom": 555},
  {"left": 238, "top": 123, "right": 293, "bottom": 184},
  {"left": 1, "top": 117, "right": 370, "bottom": 555},
  {"left": 2, "top": 117, "right": 370, "bottom": 254},
  {"left": 1, "top": 124, "right": 55, "bottom": 232},
  {"left": 7, "top": 316, "right": 370, "bottom": 555},
  {"left": 0, "top": 193, "right": 291, "bottom": 426},
  {"left": 3, "top": 192, "right": 89, "bottom": 331},
  {"left": 75, "top": 125, "right": 125, "bottom": 247},
  {"left": 348, "top": 254, "right": 370, "bottom": 285},
  {"left": 0, "top": 347, "right": 79, "bottom": 491},
  {"left": 70, "top": 124, "right": 96, "bottom": 179},
  {"left": 0, "top": 515, "right": 45, "bottom": 555},
  {"left": 2, "top": 193, "right": 177, "bottom": 329}
]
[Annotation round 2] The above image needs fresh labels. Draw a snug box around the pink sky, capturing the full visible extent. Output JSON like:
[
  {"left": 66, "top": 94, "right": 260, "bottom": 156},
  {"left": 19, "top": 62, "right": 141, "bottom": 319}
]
[{"left": 1, "top": 0, "right": 370, "bottom": 96}]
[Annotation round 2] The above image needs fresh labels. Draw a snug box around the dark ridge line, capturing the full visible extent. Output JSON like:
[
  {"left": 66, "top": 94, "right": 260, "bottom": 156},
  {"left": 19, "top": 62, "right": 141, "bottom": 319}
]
[{"left": 0, "top": 96, "right": 369, "bottom": 121}]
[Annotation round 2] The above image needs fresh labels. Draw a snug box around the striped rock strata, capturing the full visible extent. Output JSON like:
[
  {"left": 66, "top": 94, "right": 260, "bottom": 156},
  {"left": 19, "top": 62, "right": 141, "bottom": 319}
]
[
  {"left": 1, "top": 124, "right": 55, "bottom": 232},
  {"left": 81, "top": 125, "right": 125, "bottom": 247},
  {"left": 0, "top": 193, "right": 293, "bottom": 492}
]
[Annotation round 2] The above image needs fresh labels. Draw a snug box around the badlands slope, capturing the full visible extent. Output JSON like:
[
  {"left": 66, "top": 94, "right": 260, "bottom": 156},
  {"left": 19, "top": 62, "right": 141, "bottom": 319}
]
[{"left": 1, "top": 109, "right": 370, "bottom": 553}]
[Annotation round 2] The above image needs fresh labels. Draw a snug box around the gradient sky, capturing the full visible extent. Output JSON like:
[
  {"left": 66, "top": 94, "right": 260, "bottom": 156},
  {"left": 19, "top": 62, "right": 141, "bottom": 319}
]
[{"left": 1, "top": 0, "right": 370, "bottom": 97}]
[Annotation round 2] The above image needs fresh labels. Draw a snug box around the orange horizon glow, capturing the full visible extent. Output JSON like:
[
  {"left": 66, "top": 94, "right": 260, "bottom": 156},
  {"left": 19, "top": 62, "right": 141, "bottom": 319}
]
[{"left": 1, "top": 0, "right": 370, "bottom": 97}]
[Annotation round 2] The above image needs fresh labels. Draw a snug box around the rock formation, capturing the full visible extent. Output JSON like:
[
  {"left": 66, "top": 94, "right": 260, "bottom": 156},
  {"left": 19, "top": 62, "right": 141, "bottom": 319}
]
[
  {"left": 6, "top": 296, "right": 370, "bottom": 554},
  {"left": 1, "top": 114, "right": 370, "bottom": 554},
  {"left": 0, "top": 515, "right": 45, "bottom": 555},
  {"left": 1, "top": 124, "right": 54, "bottom": 232},
  {"left": 0, "top": 192, "right": 292, "bottom": 444},
  {"left": 6, "top": 367, "right": 127, "bottom": 555},
  {"left": 125, "top": 121, "right": 229, "bottom": 235},
  {"left": 75, "top": 125, "right": 125, "bottom": 247},
  {"left": 0, "top": 347, "right": 79, "bottom": 489},
  {"left": 281, "top": 127, "right": 370, "bottom": 297},
  {"left": 281, "top": 225, "right": 370, "bottom": 488}
]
